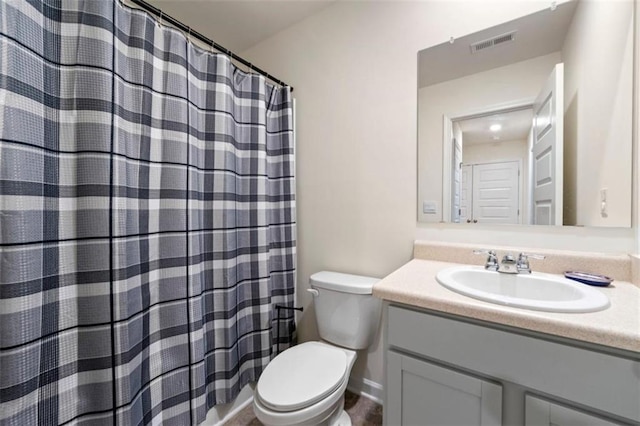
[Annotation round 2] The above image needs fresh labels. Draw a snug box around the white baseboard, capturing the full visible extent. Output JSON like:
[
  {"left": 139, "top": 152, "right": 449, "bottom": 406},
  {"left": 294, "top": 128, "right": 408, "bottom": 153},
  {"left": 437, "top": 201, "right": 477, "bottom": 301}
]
[
  {"left": 216, "top": 396, "right": 253, "bottom": 426},
  {"left": 201, "top": 383, "right": 255, "bottom": 426},
  {"left": 347, "top": 376, "right": 384, "bottom": 406}
]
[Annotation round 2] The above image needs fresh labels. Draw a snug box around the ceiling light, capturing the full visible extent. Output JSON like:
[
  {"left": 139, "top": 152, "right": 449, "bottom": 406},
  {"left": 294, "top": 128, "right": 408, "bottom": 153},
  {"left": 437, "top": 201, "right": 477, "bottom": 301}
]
[{"left": 490, "top": 124, "right": 502, "bottom": 132}]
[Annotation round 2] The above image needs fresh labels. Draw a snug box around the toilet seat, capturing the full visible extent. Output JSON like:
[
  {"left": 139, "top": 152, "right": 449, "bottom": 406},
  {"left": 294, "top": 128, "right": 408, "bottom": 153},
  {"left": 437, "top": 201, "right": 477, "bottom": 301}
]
[{"left": 256, "top": 342, "right": 349, "bottom": 411}]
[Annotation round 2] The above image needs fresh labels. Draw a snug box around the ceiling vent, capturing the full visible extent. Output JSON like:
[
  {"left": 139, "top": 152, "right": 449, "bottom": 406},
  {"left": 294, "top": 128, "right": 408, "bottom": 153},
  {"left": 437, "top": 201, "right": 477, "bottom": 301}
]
[{"left": 470, "top": 31, "right": 517, "bottom": 54}]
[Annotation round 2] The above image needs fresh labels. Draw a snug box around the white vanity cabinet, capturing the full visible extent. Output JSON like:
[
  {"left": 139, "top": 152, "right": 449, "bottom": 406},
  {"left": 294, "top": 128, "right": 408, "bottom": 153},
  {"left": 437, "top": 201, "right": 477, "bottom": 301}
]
[{"left": 385, "top": 304, "right": 640, "bottom": 426}]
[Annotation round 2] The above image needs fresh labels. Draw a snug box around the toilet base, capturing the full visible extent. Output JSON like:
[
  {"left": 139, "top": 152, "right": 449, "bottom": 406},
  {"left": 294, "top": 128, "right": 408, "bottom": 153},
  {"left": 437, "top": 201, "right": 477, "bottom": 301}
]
[
  {"left": 334, "top": 410, "right": 352, "bottom": 426},
  {"left": 254, "top": 391, "right": 352, "bottom": 426}
]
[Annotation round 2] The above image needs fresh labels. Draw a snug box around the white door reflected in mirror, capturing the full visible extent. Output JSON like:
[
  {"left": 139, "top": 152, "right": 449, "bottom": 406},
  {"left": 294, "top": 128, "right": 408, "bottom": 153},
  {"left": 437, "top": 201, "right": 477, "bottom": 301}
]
[
  {"left": 417, "top": 0, "right": 633, "bottom": 227},
  {"left": 532, "top": 63, "right": 563, "bottom": 226},
  {"left": 445, "top": 64, "right": 563, "bottom": 226}
]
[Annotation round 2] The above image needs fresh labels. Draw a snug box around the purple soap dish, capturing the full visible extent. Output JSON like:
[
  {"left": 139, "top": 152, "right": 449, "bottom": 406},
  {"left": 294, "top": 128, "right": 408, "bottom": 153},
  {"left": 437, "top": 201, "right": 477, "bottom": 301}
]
[{"left": 564, "top": 271, "right": 613, "bottom": 287}]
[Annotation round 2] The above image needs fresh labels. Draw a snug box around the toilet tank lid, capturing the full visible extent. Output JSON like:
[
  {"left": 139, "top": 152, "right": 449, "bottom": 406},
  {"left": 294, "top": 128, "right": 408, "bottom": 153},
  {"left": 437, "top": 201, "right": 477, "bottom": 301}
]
[{"left": 310, "top": 271, "right": 380, "bottom": 294}]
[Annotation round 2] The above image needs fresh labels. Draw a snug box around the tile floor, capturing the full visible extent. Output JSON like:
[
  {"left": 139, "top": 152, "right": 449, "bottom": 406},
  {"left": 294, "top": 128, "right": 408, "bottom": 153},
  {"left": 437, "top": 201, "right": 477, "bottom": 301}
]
[{"left": 224, "top": 391, "right": 383, "bottom": 426}]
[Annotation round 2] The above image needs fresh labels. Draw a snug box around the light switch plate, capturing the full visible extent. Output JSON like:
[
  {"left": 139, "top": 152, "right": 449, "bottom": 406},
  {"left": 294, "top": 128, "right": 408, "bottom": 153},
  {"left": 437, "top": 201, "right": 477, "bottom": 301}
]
[
  {"left": 423, "top": 201, "right": 437, "bottom": 215},
  {"left": 600, "top": 188, "right": 608, "bottom": 217},
  {"left": 600, "top": 188, "right": 607, "bottom": 202}
]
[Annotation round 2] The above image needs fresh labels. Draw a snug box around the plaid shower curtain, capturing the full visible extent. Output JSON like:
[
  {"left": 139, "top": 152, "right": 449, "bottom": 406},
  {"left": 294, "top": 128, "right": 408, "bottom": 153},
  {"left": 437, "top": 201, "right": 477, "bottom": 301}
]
[{"left": 0, "top": 1, "right": 296, "bottom": 425}]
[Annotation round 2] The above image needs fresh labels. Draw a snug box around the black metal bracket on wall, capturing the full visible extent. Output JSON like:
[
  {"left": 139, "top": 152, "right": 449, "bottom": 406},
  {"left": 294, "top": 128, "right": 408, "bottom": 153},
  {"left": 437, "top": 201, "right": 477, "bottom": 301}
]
[{"left": 274, "top": 305, "right": 303, "bottom": 356}]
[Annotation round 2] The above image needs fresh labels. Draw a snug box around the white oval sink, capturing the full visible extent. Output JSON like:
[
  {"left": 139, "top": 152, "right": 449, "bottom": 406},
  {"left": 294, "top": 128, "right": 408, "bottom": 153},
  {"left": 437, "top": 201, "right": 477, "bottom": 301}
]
[{"left": 436, "top": 266, "right": 610, "bottom": 313}]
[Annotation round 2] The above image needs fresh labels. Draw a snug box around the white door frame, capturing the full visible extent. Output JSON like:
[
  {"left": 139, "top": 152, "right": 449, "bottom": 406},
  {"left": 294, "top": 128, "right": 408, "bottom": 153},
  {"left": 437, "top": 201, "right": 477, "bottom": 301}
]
[
  {"left": 527, "top": 127, "right": 534, "bottom": 225},
  {"left": 442, "top": 99, "right": 534, "bottom": 222}
]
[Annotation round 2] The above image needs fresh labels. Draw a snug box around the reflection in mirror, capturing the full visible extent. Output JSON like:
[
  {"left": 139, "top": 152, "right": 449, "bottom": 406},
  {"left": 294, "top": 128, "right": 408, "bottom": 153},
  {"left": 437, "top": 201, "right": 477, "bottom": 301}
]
[
  {"left": 452, "top": 108, "right": 534, "bottom": 225},
  {"left": 417, "top": 0, "right": 633, "bottom": 227}
]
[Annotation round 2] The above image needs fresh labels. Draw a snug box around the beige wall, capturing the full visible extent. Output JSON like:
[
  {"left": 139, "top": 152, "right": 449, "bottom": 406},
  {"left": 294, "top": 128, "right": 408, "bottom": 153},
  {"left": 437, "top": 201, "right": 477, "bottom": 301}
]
[
  {"left": 636, "top": 0, "right": 640, "bottom": 254},
  {"left": 241, "top": 0, "right": 636, "bottom": 389},
  {"left": 418, "top": 52, "right": 560, "bottom": 222},
  {"left": 562, "top": 0, "right": 634, "bottom": 227}
]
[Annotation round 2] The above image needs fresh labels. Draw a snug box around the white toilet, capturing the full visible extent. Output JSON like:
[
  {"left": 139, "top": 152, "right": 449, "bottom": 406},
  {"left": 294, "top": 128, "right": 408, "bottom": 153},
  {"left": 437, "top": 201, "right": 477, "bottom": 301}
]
[{"left": 253, "top": 271, "right": 382, "bottom": 426}]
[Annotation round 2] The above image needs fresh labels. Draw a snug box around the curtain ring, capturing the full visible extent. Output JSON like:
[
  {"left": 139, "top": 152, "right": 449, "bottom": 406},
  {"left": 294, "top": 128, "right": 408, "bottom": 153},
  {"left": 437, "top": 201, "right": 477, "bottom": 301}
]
[{"left": 156, "top": 11, "right": 163, "bottom": 28}]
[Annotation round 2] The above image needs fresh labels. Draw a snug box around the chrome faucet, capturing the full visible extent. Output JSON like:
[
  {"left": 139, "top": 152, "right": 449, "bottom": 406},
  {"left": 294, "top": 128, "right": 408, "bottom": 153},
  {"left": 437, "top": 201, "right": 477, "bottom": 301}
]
[
  {"left": 499, "top": 253, "right": 518, "bottom": 274},
  {"left": 474, "top": 250, "right": 545, "bottom": 274}
]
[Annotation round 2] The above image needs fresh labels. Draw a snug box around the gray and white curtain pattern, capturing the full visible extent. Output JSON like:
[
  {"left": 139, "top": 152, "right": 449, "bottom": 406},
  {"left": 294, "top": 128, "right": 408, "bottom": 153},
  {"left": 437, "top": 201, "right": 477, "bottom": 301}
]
[{"left": 0, "top": 0, "right": 296, "bottom": 425}]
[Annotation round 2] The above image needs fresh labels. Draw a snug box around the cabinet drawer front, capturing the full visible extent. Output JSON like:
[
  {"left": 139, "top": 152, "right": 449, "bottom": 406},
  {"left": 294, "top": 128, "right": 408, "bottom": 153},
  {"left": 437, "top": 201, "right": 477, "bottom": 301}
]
[
  {"left": 388, "top": 305, "right": 640, "bottom": 423},
  {"left": 387, "top": 351, "right": 502, "bottom": 426},
  {"left": 525, "top": 395, "right": 623, "bottom": 426}
]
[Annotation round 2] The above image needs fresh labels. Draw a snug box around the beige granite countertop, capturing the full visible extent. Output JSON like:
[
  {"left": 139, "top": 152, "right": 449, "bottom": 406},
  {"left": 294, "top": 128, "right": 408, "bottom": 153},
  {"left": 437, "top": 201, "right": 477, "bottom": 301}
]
[{"left": 373, "top": 258, "right": 640, "bottom": 353}]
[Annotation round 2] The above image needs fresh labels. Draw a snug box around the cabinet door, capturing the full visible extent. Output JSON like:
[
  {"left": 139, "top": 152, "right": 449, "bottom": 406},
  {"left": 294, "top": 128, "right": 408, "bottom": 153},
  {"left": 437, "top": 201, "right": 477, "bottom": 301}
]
[
  {"left": 525, "top": 395, "right": 622, "bottom": 426},
  {"left": 386, "top": 351, "right": 502, "bottom": 426}
]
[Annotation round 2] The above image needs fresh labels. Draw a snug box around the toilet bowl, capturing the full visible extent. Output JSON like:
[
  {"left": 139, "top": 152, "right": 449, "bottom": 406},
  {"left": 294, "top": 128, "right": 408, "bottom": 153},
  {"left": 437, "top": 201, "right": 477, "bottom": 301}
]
[
  {"left": 253, "top": 271, "right": 382, "bottom": 426},
  {"left": 253, "top": 341, "right": 356, "bottom": 425}
]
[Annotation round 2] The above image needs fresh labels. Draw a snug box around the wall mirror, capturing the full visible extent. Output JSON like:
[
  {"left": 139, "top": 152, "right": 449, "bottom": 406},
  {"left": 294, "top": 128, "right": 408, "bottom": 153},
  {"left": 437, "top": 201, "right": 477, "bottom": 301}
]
[{"left": 417, "top": 0, "right": 634, "bottom": 227}]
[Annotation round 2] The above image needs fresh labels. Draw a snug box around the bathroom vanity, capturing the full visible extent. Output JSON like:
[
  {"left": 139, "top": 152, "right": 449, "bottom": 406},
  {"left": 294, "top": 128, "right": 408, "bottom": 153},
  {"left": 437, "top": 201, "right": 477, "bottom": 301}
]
[
  {"left": 403, "top": 0, "right": 640, "bottom": 421},
  {"left": 374, "top": 244, "right": 640, "bottom": 426}
]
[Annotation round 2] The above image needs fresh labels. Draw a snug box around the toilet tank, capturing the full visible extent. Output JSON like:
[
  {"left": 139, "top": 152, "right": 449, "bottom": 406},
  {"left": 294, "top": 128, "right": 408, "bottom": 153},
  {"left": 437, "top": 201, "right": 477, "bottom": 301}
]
[{"left": 309, "top": 271, "right": 382, "bottom": 350}]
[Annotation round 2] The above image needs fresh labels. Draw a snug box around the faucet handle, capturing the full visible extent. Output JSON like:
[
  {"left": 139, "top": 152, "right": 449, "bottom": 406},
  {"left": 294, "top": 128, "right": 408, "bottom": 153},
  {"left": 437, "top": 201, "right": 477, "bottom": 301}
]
[
  {"left": 517, "top": 252, "right": 545, "bottom": 273},
  {"left": 518, "top": 252, "right": 546, "bottom": 261},
  {"left": 473, "top": 249, "right": 498, "bottom": 271},
  {"left": 473, "top": 249, "right": 496, "bottom": 256}
]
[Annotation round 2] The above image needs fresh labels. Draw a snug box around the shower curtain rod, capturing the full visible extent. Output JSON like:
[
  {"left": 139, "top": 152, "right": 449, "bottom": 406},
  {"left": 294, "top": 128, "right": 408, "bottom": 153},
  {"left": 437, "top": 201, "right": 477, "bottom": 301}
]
[{"left": 126, "top": 0, "right": 294, "bottom": 92}]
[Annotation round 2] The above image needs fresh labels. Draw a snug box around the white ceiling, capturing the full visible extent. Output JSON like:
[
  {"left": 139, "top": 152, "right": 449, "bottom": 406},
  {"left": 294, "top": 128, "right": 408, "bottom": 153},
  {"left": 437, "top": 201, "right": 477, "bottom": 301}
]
[
  {"left": 145, "top": 0, "right": 335, "bottom": 53},
  {"left": 418, "top": 0, "right": 577, "bottom": 88},
  {"left": 458, "top": 108, "right": 533, "bottom": 146}
]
